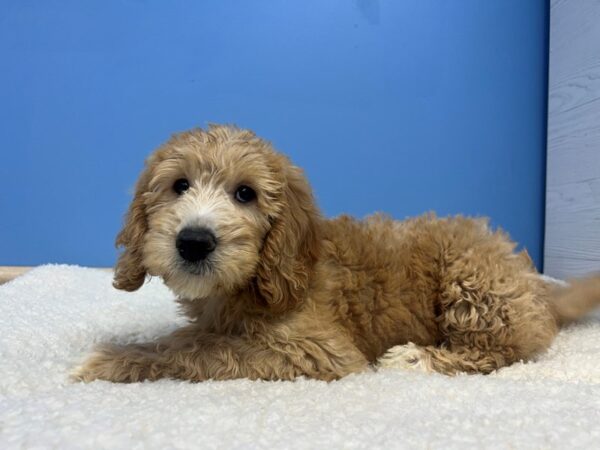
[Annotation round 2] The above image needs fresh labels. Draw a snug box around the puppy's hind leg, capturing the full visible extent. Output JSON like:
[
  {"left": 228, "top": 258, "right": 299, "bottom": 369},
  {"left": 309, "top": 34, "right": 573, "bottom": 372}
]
[
  {"left": 377, "top": 342, "right": 515, "bottom": 375},
  {"left": 378, "top": 252, "right": 558, "bottom": 375}
]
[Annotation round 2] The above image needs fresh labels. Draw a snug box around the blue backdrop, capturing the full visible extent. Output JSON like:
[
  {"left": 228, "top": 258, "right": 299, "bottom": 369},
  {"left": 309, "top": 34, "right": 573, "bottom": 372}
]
[{"left": 0, "top": 0, "right": 548, "bottom": 268}]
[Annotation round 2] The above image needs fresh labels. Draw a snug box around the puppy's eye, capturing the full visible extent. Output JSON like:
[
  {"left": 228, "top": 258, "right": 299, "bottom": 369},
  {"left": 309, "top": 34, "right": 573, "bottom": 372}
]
[
  {"left": 234, "top": 185, "right": 256, "bottom": 203},
  {"left": 173, "top": 178, "right": 190, "bottom": 195}
]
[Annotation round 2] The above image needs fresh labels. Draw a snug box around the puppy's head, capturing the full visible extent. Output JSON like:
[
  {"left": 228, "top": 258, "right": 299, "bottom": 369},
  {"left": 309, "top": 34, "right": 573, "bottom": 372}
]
[{"left": 113, "top": 125, "right": 320, "bottom": 312}]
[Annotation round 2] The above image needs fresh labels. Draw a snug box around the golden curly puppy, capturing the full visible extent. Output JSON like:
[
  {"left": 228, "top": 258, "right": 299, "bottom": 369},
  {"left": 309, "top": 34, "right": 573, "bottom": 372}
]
[{"left": 73, "top": 125, "right": 600, "bottom": 382}]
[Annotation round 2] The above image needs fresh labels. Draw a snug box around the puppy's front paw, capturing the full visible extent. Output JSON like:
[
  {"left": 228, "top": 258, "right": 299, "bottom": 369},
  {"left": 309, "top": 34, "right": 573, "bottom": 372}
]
[
  {"left": 377, "top": 343, "right": 433, "bottom": 372},
  {"left": 71, "top": 344, "right": 158, "bottom": 383},
  {"left": 71, "top": 347, "right": 115, "bottom": 382}
]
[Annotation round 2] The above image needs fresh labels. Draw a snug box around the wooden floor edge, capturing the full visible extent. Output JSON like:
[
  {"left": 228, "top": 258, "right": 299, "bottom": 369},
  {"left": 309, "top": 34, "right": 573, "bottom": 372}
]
[
  {"left": 0, "top": 266, "right": 112, "bottom": 285},
  {"left": 0, "top": 267, "right": 32, "bottom": 284}
]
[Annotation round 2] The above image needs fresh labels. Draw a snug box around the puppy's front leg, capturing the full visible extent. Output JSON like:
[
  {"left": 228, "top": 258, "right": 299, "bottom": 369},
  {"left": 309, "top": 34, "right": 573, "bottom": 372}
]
[
  {"left": 72, "top": 325, "right": 367, "bottom": 383},
  {"left": 71, "top": 342, "right": 169, "bottom": 383}
]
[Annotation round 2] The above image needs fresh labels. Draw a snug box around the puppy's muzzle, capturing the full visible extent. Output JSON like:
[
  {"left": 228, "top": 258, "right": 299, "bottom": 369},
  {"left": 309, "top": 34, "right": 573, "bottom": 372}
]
[{"left": 176, "top": 227, "right": 217, "bottom": 263}]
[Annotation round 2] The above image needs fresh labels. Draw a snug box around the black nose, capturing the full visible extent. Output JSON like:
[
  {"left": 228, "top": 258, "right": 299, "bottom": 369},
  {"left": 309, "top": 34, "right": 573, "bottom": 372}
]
[{"left": 176, "top": 227, "right": 217, "bottom": 263}]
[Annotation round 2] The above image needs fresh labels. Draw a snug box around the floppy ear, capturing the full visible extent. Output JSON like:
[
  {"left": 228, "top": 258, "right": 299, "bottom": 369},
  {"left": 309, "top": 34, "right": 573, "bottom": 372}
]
[
  {"left": 255, "top": 162, "right": 321, "bottom": 313},
  {"left": 113, "top": 167, "right": 152, "bottom": 291}
]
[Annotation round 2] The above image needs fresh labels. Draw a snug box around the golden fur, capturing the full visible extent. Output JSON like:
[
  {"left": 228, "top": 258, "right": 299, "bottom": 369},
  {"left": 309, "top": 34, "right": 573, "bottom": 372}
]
[{"left": 73, "top": 125, "right": 600, "bottom": 382}]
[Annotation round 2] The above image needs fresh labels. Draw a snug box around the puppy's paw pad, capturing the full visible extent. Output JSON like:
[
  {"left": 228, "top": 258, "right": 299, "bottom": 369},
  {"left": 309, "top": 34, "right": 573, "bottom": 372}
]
[{"left": 377, "top": 343, "right": 432, "bottom": 372}]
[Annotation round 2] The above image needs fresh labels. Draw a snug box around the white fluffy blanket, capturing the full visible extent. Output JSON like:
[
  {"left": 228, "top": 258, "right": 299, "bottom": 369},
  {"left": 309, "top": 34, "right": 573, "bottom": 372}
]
[{"left": 1, "top": 265, "right": 600, "bottom": 449}]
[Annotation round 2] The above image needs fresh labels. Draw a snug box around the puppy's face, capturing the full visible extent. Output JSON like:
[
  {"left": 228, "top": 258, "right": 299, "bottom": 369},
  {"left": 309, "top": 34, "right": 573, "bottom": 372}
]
[
  {"left": 141, "top": 130, "right": 282, "bottom": 298},
  {"left": 114, "top": 126, "right": 320, "bottom": 310}
]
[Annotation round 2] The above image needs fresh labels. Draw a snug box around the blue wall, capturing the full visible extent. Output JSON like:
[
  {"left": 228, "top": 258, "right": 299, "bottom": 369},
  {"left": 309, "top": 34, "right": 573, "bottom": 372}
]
[{"left": 0, "top": 0, "right": 548, "bottom": 268}]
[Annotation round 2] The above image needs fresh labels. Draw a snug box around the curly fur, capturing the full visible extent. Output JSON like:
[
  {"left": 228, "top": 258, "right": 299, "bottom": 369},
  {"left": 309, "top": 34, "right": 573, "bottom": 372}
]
[{"left": 73, "top": 125, "right": 600, "bottom": 383}]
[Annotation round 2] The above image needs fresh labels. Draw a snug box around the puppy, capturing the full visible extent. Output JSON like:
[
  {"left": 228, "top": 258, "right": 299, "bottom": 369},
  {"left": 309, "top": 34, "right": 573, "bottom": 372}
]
[{"left": 73, "top": 125, "right": 600, "bottom": 382}]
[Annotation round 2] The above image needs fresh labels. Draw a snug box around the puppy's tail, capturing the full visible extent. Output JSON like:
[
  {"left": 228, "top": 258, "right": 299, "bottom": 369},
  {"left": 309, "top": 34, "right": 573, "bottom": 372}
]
[{"left": 546, "top": 274, "right": 600, "bottom": 327}]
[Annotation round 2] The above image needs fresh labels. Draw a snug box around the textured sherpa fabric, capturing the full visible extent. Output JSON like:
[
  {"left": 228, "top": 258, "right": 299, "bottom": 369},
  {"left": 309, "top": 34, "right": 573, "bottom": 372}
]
[{"left": 1, "top": 265, "right": 600, "bottom": 449}]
